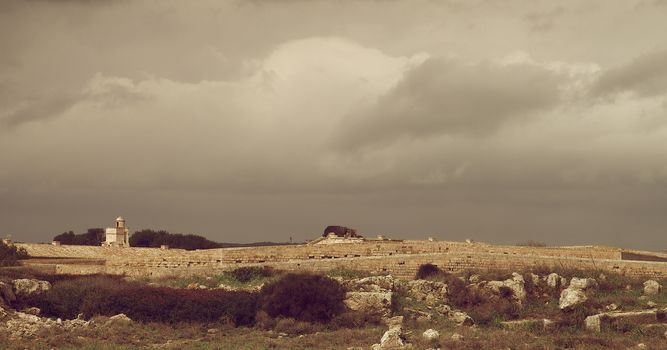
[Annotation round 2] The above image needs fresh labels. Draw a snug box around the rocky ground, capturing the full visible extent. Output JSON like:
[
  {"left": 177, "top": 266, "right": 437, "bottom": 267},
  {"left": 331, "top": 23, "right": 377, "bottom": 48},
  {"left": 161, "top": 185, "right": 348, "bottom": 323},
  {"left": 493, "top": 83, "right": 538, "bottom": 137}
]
[{"left": 1, "top": 269, "right": 667, "bottom": 349}]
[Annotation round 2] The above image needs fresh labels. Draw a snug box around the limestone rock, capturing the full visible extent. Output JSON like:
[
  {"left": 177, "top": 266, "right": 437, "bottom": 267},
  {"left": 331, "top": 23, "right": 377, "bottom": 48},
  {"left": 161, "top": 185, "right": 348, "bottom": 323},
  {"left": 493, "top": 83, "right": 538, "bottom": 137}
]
[
  {"left": 450, "top": 311, "right": 474, "bottom": 326},
  {"left": 422, "top": 328, "right": 439, "bottom": 341},
  {"left": 559, "top": 288, "right": 587, "bottom": 310},
  {"left": 545, "top": 273, "right": 562, "bottom": 289},
  {"left": 406, "top": 279, "right": 448, "bottom": 306},
  {"left": 379, "top": 326, "right": 405, "bottom": 349},
  {"left": 647, "top": 301, "right": 657, "bottom": 308},
  {"left": 344, "top": 292, "right": 393, "bottom": 317},
  {"left": 585, "top": 314, "right": 601, "bottom": 332},
  {"left": 527, "top": 273, "right": 540, "bottom": 286},
  {"left": 12, "top": 279, "right": 51, "bottom": 297},
  {"left": 348, "top": 275, "right": 395, "bottom": 293},
  {"left": 568, "top": 277, "right": 597, "bottom": 291},
  {"left": 105, "top": 313, "right": 132, "bottom": 326},
  {"left": 384, "top": 315, "right": 404, "bottom": 328},
  {"left": 643, "top": 280, "right": 662, "bottom": 296},
  {"left": 585, "top": 309, "right": 665, "bottom": 332},
  {"left": 486, "top": 273, "right": 526, "bottom": 303}
]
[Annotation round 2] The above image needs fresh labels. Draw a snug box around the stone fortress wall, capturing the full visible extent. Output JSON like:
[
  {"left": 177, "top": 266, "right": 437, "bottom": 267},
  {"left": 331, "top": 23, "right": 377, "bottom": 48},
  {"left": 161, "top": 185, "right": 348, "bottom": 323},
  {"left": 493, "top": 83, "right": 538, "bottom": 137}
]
[{"left": 15, "top": 238, "right": 667, "bottom": 279}]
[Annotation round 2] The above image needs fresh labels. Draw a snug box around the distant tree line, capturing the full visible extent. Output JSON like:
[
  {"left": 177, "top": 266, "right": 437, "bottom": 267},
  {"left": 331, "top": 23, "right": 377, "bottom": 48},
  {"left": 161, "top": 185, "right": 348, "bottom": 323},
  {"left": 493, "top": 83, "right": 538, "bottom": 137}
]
[
  {"left": 53, "top": 228, "right": 295, "bottom": 250},
  {"left": 129, "top": 229, "right": 222, "bottom": 250},
  {"left": 53, "top": 228, "right": 105, "bottom": 246}
]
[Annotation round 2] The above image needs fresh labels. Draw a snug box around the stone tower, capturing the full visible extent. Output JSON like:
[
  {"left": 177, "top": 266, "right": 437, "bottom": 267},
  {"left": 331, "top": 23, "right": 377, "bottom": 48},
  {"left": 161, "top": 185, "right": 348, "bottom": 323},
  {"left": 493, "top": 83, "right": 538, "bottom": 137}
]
[{"left": 103, "top": 216, "right": 130, "bottom": 247}]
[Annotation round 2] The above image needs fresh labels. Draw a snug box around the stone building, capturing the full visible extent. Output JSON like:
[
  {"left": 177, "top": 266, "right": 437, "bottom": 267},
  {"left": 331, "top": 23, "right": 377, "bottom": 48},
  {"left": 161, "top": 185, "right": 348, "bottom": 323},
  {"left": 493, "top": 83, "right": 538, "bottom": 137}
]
[{"left": 103, "top": 216, "right": 130, "bottom": 247}]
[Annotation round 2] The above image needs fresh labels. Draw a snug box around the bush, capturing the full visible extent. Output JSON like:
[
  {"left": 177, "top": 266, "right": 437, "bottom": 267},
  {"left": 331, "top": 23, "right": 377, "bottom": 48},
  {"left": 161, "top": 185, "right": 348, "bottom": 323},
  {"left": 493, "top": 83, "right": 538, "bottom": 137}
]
[
  {"left": 259, "top": 273, "right": 345, "bottom": 323},
  {"left": 22, "top": 276, "right": 258, "bottom": 326},
  {"left": 230, "top": 266, "right": 274, "bottom": 283},
  {"left": 415, "top": 263, "right": 446, "bottom": 280},
  {"left": 53, "top": 228, "right": 105, "bottom": 246},
  {"left": 0, "top": 240, "right": 28, "bottom": 267}
]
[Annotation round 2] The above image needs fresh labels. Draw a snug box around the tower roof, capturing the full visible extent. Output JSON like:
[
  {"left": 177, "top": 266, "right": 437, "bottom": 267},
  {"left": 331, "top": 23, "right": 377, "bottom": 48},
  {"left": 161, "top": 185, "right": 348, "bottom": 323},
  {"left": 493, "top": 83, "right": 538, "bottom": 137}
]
[{"left": 116, "top": 216, "right": 125, "bottom": 221}]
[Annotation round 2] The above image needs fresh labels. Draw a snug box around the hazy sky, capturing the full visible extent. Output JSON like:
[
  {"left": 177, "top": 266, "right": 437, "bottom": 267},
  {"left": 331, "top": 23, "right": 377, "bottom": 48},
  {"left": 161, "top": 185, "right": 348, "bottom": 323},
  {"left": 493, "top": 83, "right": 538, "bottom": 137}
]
[{"left": 1, "top": 0, "right": 667, "bottom": 249}]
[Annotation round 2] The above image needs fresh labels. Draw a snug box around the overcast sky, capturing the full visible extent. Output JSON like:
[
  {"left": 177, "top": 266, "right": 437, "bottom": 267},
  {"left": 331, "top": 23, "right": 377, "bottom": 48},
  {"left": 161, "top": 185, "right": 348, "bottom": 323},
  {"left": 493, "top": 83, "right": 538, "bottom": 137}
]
[{"left": 1, "top": 0, "right": 667, "bottom": 249}]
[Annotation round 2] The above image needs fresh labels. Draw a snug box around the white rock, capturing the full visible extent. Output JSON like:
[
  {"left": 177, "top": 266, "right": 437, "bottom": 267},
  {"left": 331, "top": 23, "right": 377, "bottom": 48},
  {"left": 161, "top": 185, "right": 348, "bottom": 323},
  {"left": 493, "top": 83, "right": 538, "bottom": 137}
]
[
  {"left": 379, "top": 326, "right": 405, "bottom": 348},
  {"left": 584, "top": 315, "right": 601, "bottom": 332},
  {"left": 451, "top": 333, "right": 464, "bottom": 341},
  {"left": 486, "top": 273, "right": 526, "bottom": 303},
  {"left": 12, "top": 279, "right": 51, "bottom": 297},
  {"left": 643, "top": 280, "right": 662, "bottom": 296},
  {"left": 568, "top": 277, "right": 597, "bottom": 291},
  {"left": 559, "top": 288, "right": 587, "bottom": 310},
  {"left": 450, "top": 311, "right": 474, "bottom": 326},
  {"left": 344, "top": 292, "right": 393, "bottom": 317},
  {"left": 422, "top": 328, "right": 439, "bottom": 341},
  {"left": 406, "top": 280, "right": 448, "bottom": 306},
  {"left": 545, "top": 273, "right": 562, "bottom": 289}
]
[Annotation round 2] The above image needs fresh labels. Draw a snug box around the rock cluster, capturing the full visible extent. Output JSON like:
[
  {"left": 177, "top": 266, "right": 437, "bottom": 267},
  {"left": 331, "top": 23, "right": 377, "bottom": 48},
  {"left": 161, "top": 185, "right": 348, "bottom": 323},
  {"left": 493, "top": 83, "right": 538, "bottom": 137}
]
[{"left": 559, "top": 277, "right": 598, "bottom": 310}]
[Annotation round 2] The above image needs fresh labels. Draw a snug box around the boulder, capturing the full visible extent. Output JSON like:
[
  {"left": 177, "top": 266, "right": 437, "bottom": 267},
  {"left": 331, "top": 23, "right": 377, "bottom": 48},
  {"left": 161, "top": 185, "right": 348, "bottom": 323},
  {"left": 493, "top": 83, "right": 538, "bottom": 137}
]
[
  {"left": 450, "top": 311, "right": 474, "bottom": 326},
  {"left": 525, "top": 273, "right": 540, "bottom": 286},
  {"left": 568, "top": 277, "right": 598, "bottom": 291},
  {"left": 584, "top": 309, "right": 667, "bottom": 332},
  {"left": 378, "top": 325, "right": 405, "bottom": 349},
  {"left": 12, "top": 279, "right": 51, "bottom": 297},
  {"left": 406, "top": 280, "right": 448, "bottom": 306},
  {"left": 350, "top": 275, "right": 395, "bottom": 293},
  {"left": 486, "top": 273, "right": 526, "bottom": 303},
  {"left": 422, "top": 328, "right": 439, "bottom": 341},
  {"left": 104, "top": 313, "right": 132, "bottom": 326},
  {"left": 643, "top": 280, "right": 662, "bottom": 296},
  {"left": 559, "top": 288, "right": 587, "bottom": 310},
  {"left": 344, "top": 292, "right": 392, "bottom": 317},
  {"left": 545, "top": 273, "right": 561, "bottom": 289}
]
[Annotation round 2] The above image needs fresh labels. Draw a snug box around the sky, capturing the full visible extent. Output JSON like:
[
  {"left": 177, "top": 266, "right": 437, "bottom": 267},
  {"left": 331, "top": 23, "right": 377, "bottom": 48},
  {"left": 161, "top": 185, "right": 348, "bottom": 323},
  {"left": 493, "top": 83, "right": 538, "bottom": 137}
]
[{"left": 1, "top": 0, "right": 667, "bottom": 250}]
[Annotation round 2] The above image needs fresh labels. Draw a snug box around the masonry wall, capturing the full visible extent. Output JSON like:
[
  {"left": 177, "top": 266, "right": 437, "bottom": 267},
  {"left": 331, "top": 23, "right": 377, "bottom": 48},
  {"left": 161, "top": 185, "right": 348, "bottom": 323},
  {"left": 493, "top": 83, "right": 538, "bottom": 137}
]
[{"left": 16, "top": 240, "right": 667, "bottom": 279}]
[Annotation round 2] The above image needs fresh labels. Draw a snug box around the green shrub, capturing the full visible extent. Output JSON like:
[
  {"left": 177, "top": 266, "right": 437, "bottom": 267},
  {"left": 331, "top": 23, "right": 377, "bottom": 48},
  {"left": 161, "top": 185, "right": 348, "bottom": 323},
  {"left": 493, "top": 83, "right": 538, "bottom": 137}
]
[
  {"left": 229, "top": 266, "right": 274, "bottom": 283},
  {"left": 415, "top": 263, "right": 446, "bottom": 280},
  {"left": 0, "top": 240, "right": 28, "bottom": 267},
  {"left": 259, "top": 273, "right": 345, "bottom": 323},
  {"left": 22, "top": 276, "right": 258, "bottom": 326}
]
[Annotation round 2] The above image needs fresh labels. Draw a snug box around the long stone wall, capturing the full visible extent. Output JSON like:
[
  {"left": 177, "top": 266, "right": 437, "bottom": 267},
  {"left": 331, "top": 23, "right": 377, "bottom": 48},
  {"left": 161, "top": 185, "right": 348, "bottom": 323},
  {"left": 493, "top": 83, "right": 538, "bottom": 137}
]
[{"left": 15, "top": 240, "right": 667, "bottom": 279}]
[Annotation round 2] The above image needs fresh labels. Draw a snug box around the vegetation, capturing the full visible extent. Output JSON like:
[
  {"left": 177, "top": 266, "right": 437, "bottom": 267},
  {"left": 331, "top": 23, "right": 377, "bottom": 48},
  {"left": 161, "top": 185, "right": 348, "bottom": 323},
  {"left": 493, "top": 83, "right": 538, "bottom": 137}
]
[
  {"left": 129, "top": 229, "right": 296, "bottom": 250},
  {"left": 3, "top": 263, "right": 667, "bottom": 349},
  {"left": 129, "top": 229, "right": 221, "bottom": 250},
  {"left": 17, "top": 275, "right": 258, "bottom": 325},
  {"left": 52, "top": 229, "right": 105, "bottom": 246},
  {"left": 0, "top": 240, "right": 28, "bottom": 266},
  {"left": 259, "top": 273, "right": 346, "bottom": 323}
]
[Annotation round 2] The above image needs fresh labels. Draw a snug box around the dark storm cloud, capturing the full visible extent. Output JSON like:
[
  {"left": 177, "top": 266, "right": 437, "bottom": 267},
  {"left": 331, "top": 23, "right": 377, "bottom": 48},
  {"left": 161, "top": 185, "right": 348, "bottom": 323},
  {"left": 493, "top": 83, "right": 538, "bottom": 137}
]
[
  {"left": 1, "top": 95, "right": 78, "bottom": 128},
  {"left": 2, "top": 0, "right": 667, "bottom": 250},
  {"left": 591, "top": 49, "right": 667, "bottom": 98},
  {"left": 335, "top": 57, "right": 562, "bottom": 150}
]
